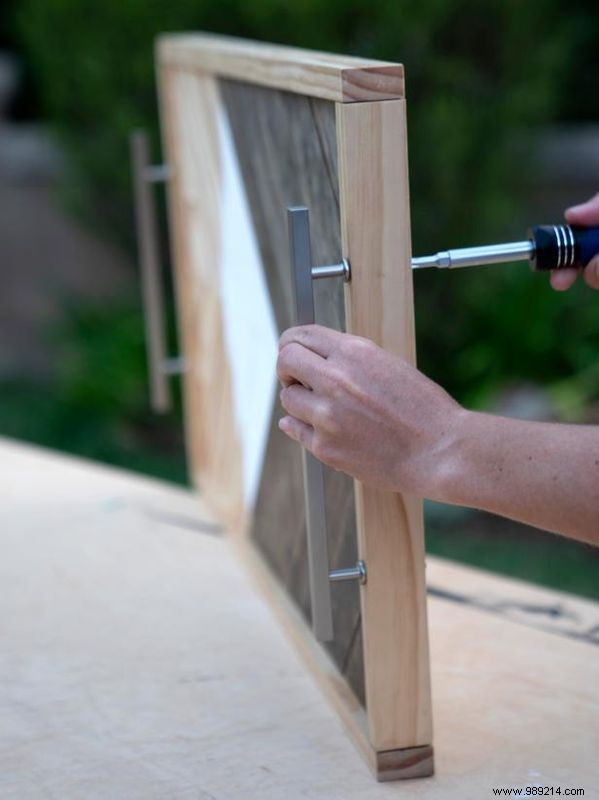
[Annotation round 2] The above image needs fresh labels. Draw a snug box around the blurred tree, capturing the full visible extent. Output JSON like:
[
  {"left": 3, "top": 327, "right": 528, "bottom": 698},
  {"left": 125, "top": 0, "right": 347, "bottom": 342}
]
[
  {"left": 558, "top": 0, "right": 599, "bottom": 122},
  {"left": 3, "top": 1, "right": 597, "bottom": 595},
  {"left": 0, "top": 300, "right": 187, "bottom": 483},
  {"left": 13, "top": 0, "right": 573, "bottom": 248},
  {"left": 7, "top": 0, "right": 599, "bottom": 413}
]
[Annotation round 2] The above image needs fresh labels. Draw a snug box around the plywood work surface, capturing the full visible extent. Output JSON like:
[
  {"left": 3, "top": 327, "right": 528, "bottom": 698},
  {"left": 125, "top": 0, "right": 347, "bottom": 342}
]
[{"left": 0, "top": 438, "right": 597, "bottom": 799}]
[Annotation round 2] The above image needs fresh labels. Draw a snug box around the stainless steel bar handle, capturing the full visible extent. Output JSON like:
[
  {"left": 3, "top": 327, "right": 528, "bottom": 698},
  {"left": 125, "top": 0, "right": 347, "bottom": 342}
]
[
  {"left": 130, "top": 129, "right": 171, "bottom": 414},
  {"left": 287, "top": 207, "right": 335, "bottom": 642}
]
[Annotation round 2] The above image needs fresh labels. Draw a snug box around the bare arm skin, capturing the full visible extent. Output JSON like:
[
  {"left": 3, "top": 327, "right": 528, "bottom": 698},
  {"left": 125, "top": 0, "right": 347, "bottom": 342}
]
[
  {"left": 277, "top": 326, "right": 599, "bottom": 547},
  {"left": 277, "top": 197, "right": 599, "bottom": 545}
]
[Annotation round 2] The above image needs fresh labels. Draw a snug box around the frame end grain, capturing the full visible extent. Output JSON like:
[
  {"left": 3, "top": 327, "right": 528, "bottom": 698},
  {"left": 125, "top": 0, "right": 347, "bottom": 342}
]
[
  {"left": 375, "top": 745, "right": 434, "bottom": 782},
  {"left": 341, "top": 65, "right": 404, "bottom": 102}
]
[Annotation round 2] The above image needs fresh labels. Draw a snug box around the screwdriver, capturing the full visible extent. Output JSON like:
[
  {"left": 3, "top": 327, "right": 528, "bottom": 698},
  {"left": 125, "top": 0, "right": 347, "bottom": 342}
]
[{"left": 412, "top": 224, "right": 599, "bottom": 271}]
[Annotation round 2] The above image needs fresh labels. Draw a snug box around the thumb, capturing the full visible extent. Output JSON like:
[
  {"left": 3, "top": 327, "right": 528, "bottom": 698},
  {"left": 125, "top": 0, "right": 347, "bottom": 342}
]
[{"left": 565, "top": 192, "right": 599, "bottom": 226}]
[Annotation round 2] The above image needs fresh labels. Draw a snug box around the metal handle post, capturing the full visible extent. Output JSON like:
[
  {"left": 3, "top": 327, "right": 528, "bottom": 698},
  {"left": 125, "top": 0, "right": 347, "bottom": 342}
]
[
  {"left": 287, "top": 207, "right": 335, "bottom": 642},
  {"left": 130, "top": 130, "right": 171, "bottom": 414}
]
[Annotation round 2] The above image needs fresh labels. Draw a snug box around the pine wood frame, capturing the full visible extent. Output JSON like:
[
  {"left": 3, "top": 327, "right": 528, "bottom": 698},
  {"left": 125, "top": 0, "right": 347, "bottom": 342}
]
[{"left": 156, "top": 33, "right": 433, "bottom": 781}]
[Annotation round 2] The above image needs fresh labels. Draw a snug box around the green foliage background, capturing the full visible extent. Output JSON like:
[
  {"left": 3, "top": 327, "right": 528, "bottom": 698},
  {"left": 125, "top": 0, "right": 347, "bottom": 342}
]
[
  {"left": 12, "top": 0, "right": 599, "bottom": 407},
  {"left": 13, "top": 0, "right": 575, "bottom": 252},
  {"left": 1, "top": 1, "right": 598, "bottom": 594}
]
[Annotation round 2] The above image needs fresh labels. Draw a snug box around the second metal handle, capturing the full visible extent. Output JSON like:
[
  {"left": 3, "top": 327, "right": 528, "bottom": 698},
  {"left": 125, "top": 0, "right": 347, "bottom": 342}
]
[{"left": 130, "top": 130, "right": 181, "bottom": 414}]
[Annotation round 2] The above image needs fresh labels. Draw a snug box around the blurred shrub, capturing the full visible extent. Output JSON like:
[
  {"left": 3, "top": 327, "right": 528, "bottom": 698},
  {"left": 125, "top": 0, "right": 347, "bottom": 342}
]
[
  {"left": 11, "top": 0, "right": 599, "bottom": 411},
  {"left": 14, "top": 0, "right": 572, "bottom": 247},
  {"left": 0, "top": 299, "right": 186, "bottom": 483}
]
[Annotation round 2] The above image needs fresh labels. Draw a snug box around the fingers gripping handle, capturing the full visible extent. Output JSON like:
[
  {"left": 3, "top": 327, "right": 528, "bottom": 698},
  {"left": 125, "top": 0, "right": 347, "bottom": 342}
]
[
  {"left": 530, "top": 225, "right": 599, "bottom": 271},
  {"left": 578, "top": 226, "right": 599, "bottom": 267},
  {"left": 287, "top": 207, "right": 335, "bottom": 642}
]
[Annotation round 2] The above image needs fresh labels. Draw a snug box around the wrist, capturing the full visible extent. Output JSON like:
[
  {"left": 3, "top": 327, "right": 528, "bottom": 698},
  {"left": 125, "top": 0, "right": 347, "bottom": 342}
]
[{"left": 425, "top": 406, "right": 478, "bottom": 504}]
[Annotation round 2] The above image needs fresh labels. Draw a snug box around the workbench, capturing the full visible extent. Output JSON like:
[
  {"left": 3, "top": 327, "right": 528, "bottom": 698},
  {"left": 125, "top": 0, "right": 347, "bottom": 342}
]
[{"left": 1, "top": 438, "right": 597, "bottom": 798}]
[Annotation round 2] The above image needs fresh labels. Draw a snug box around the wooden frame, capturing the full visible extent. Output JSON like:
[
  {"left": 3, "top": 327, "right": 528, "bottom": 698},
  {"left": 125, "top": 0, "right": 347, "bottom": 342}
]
[
  {"left": 156, "top": 34, "right": 432, "bottom": 780},
  {"left": 159, "top": 34, "right": 405, "bottom": 102}
]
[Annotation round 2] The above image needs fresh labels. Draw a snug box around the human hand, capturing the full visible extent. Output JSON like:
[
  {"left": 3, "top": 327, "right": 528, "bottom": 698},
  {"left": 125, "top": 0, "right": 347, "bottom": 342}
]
[
  {"left": 276, "top": 324, "right": 464, "bottom": 496},
  {"left": 550, "top": 192, "right": 599, "bottom": 291}
]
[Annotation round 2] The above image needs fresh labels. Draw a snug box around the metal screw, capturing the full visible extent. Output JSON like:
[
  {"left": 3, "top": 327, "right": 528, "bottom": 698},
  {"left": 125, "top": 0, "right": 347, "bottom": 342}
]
[
  {"left": 311, "top": 258, "right": 351, "bottom": 282},
  {"left": 329, "top": 560, "right": 367, "bottom": 585}
]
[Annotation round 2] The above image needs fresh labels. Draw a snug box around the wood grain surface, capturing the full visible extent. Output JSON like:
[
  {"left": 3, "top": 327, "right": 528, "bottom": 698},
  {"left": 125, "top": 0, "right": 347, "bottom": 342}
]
[
  {"left": 219, "top": 79, "right": 365, "bottom": 703},
  {"left": 158, "top": 48, "right": 433, "bottom": 765},
  {"left": 158, "top": 34, "right": 404, "bottom": 103},
  {"left": 2, "top": 438, "right": 597, "bottom": 794},
  {"left": 158, "top": 68, "right": 247, "bottom": 534},
  {"left": 337, "top": 99, "right": 433, "bottom": 752}
]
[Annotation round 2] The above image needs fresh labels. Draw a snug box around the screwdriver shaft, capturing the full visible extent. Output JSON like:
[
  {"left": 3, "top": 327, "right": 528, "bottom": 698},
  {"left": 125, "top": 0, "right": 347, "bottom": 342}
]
[{"left": 412, "top": 239, "right": 534, "bottom": 270}]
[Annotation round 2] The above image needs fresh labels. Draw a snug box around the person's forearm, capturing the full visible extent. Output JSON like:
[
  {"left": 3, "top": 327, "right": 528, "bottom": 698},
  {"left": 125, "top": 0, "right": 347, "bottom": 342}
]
[
  {"left": 277, "top": 325, "right": 598, "bottom": 547},
  {"left": 432, "top": 410, "right": 599, "bottom": 546}
]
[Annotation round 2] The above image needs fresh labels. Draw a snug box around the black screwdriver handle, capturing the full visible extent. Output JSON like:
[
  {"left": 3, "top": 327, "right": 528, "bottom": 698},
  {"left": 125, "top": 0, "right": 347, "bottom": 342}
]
[{"left": 529, "top": 225, "right": 599, "bottom": 271}]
